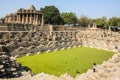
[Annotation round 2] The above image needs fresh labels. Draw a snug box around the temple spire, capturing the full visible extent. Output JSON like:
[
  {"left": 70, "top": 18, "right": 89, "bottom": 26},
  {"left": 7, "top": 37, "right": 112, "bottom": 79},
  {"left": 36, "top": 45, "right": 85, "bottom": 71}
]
[{"left": 28, "top": 5, "right": 36, "bottom": 10}]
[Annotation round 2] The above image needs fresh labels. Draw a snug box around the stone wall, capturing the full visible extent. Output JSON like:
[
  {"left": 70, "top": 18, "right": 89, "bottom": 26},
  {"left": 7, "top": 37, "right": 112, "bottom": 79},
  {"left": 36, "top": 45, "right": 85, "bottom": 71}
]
[
  {"left": 0, "top": 26, "right": 9, "bottom": 31},
  {"left": 77, "top": 28, "right": 120, "bottom": 52},
  {"left": 0, "top": 45, "right": 23, "bottom": 78},
  {"left": 0, "top": 23, "right": 38, "bottom": 31},
  {"left": 0, "top": 26, "right": 120, "bottom": 57}
]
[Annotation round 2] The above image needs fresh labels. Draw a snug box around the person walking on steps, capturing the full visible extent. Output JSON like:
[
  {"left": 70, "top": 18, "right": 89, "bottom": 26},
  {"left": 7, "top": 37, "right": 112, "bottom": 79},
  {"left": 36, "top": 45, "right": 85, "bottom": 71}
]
[{"left": 93, "top": 63, "right": 96, "bottom": 72}]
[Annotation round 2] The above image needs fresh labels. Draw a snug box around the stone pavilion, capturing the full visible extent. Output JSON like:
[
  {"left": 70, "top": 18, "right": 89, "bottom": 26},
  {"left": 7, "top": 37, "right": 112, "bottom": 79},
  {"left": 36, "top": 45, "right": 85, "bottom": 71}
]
[{"left": 4, "top": 5, "right": 43, "bottom": 26}]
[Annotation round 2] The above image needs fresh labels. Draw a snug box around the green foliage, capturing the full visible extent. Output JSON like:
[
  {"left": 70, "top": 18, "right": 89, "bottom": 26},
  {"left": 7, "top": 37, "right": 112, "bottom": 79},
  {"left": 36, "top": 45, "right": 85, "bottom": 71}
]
[
  {"left": 78, "top": 15, "right": 91, "bottom": 27},
  {"left": 78, "top": 15, "right": 120, "bottom": 29},
  {"left": 89, "top": 17, "right": 120, "bottom": 29},
  {"left": 39, "top": 5, "right": 120, "bottom": 28},
  {"left": 0, "top": 17, "right": 5, "bottom": 20},
  {"left": 60, "top": 12, "right": 77, "bottom": 24},
  {"left": 0, "top": 17, "right": 5, "bottom": 23},
  {"left": 40, "top": 6, "right": 64, "bottom": 25},
  {"left": 17, "top": 47, "right": 114, "bottom": 77},
  {"left": 95, "top": 17, "right": 107, "bottom": 28},
  {"left": 108, "top": 17, "right": 120, "bottom": 26}
]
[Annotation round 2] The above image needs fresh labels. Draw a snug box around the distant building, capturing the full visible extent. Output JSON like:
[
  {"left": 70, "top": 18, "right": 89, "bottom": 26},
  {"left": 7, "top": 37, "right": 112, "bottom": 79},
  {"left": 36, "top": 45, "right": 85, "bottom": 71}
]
[{"left": 4, "top": 5, "right": 43, "bottom": 26}]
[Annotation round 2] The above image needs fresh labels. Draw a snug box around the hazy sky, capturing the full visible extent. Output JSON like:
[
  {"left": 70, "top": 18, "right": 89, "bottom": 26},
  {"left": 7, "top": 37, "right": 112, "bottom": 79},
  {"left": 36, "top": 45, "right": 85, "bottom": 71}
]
[{"left": 0, "top": 0, "right": 120, "bottom": 18}]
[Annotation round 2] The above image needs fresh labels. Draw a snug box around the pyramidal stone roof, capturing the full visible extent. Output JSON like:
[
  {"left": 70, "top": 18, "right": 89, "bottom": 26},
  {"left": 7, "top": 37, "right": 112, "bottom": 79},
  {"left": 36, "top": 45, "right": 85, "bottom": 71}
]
[{"left": 28, "top": 5, "right": 36, "bottom": 10}]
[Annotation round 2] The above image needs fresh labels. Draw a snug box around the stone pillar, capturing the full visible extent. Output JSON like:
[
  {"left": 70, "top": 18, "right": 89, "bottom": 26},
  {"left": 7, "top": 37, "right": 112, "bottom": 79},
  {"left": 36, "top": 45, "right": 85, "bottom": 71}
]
[
  {"left": 27, "top": 14, "right": 29, "bottom": 24},
  {"left": 21, "top": 14, "right": 23, "bottom": 23},
  {"left": 18, "top": 14, "right": 20, "bottom": 23},
  {"left": 39, "top": 15, "right": 41, "bottom": 24},
  {"left": 41, "top": 14, "right": 44, "bottom": 26},
  {"left": 8, "top": 17, "right": 10, "bottom": 22},
  {"left": 49, "top": 25, "right": 53, "bottom": 35},
  {"left": 22, "top": 14, "right": 25, "bottom": 24},
  {"left": 36, "top": 14, "right": 38, "bottom": 25},
  {"left": 24, "top": 14, "right": 25, "bottom": 24},
  {"left": 7, "top": 17, "right": 9, "bottom": 23},
  {"left": 32, "top": 14, "right": 33, "bottom": 24},
  {"left": 30, "top": 14, "right": 32, "bottom": 24},
  {"left": 9, "top": 16, "right": 11, "bottom": 23},
  {"left": 21, "top": 15, "right": 23, "bottom": 23},
  {"left": 17, "top": 15, "right": 19, "bottom": 23},
  {"left": 37, "top": 15, "right": 39, "bottom": 25},
  {"left": 29, "top": 14, "right": 31, "bottom": 24},
  {"left": 13, "top": 15, "right": 16, "bottom": 23},
  {"left": 26, "top": 14, "right": 28, "bottom": 24},
  {"left": 12, "top": 15, "right": 14, "bottom": 23},
  {"left": 14, "top": 16, "right": 16, "bottom": 23},
  {"left": 7, "top": 16, "right": 9, "bottom": 23},
  {"left": 12, "top": 15, "right": 13, "bottom": 23},
  {"left": 23, "top": 14, "right": 25, "bottom": 24},
  {"left": 33, "top": 14, "right": 35, "bottom": 25}
]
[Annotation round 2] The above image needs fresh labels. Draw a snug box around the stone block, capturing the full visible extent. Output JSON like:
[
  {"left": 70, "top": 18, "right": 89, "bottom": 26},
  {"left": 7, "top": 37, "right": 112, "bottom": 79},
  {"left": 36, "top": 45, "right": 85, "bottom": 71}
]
[{"left": 26, "top": 53, "right": 31, "bottom": 56}]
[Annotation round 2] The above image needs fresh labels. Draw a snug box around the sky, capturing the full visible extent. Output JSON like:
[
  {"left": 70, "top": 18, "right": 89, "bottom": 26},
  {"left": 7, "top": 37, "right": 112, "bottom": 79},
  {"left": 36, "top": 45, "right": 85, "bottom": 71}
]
[{"left": 0, "top": 0, "right": 120, "bottom": 19}]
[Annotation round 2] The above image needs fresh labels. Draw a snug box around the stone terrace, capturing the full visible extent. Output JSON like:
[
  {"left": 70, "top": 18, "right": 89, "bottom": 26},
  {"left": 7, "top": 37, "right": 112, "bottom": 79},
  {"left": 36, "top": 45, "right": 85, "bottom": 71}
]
[
  {"left": 4, "top": 52, "right": 120, "bottom": 80},
  {"left": 0, "top": 25, "right": 120, "bottom": 79}
]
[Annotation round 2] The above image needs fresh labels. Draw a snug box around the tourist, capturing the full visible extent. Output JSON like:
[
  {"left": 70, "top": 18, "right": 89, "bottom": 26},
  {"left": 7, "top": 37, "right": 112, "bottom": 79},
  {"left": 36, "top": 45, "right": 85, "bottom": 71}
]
[{"left": 93, "top": 63, "right": 96, "bottom": 72}]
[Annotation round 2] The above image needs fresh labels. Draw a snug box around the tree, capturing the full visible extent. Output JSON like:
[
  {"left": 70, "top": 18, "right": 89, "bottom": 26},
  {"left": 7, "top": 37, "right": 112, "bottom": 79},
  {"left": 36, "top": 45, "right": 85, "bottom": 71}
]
[
  {"left": 95, "top": 17, "right": 107, "bottom": 28},
  {"left": 78, "top": 15, "right": 90, "bottom": 27},
  {"left": 107, "top": 17, "right": 120, "bottom": 31},
  {"left": 60, "top": 12, "right": 77, "bottom": 24},
  {"left": 40, "top": 6, "right": 64, "bottom": 25},
  {"left": 118, "top": 18, "right": 120, "bottom": 27},
  {"left": 0, "top": 17, "right": 5, "bottom": 23},
  {"left": 108, "top": 17, "right": 120, "bottom": 26}
]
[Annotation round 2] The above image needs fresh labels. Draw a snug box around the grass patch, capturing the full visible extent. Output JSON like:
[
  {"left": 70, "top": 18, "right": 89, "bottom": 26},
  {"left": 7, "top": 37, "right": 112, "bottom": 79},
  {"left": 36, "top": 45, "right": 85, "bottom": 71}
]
[{"left": 17, "top": 46, "right": 114, "bottom": 77}]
